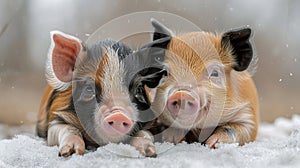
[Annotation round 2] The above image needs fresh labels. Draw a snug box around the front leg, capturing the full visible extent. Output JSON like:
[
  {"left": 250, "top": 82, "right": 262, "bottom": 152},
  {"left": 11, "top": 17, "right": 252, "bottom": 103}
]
[
  {"left": 130, "top": 130, "right": 157, "bottom": 157},
  {"left": 205, "top": 122, "right": 256, "bottom": 149},
  {"left": 48, "top": 123, "right": 85, "bottom": 157}
]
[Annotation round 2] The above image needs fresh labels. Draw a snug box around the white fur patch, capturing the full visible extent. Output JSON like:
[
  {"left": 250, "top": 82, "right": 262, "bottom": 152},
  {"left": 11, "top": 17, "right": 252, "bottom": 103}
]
[{"left": 47, "top": 123, "right": 82, "bottom": 146}]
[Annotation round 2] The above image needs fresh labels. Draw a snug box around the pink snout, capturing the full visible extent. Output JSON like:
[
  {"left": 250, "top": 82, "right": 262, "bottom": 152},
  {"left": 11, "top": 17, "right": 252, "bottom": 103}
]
[
  {"left": 103, "top": 112, "right": 133, "bottom": 135},
  {"left": 167, "top": 91, "right": 199, "bottom": 117}
]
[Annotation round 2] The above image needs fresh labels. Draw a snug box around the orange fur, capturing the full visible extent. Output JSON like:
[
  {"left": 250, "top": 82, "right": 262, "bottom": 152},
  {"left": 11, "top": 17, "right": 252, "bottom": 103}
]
[
  {"left": 152, "top": 31, "right": 259, "bottom": 146},
  {"left": 36, "top": 85, "right": 73, "bottom": 137},
  {"left": 36, "top": 85, "right": 54, "bottom": 138}
]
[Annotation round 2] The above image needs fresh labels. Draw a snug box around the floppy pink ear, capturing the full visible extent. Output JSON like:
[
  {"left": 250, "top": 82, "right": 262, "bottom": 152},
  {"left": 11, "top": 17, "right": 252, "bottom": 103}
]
[{"left": 46, "top": 31, "right": 83, "bottom": 90}]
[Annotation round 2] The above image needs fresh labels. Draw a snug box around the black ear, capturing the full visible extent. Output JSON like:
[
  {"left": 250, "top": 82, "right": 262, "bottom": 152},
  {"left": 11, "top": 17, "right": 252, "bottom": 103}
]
[
  {"left": 137, "top": 36, "right": 171, "bottom": 88},
  {"left": 221, "top": 27, "right": 253, "bottom": 71},
  {"left": 126, "top": 37, "right": 171, "bottom": 110},
  {"left": 144, "top": 36, "right": 171, "bottom": 49},
  {"left": 151, "top": 18, "right": 173, "bottom": 41},
  {"left": 124, "top": 36, "right": 171, "bottom": 87},
  {"left": 130, "top": 68, "right": 168, "bottom": 110},
  {"left": 139, "top": 68, "right": 168, "bottom": 88}
]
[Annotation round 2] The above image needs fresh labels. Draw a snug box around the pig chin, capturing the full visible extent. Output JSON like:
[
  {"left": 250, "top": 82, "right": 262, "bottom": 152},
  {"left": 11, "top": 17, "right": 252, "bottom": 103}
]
[{"left": 164, "top": 105, "right": 208, "bottom": 129}]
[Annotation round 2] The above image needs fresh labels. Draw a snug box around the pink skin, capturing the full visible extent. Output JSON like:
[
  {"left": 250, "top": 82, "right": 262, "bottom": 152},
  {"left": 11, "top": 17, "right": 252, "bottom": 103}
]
[
  {"left": 167, "top": 90, "right": 200, "bottom": 119},
  {"left": 166, "top": 88, "right": 207, "bottom": 127},
  {"left": 94, "top": 104, "right": 136, "bottom": 143},
  {"left": 103, "top": 111, "right": 133, "bottom": 135}
]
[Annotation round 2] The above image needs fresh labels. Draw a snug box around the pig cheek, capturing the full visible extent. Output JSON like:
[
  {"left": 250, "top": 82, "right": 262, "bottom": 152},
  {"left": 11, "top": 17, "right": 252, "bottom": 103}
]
[
  {"left": 94, "top": 106, "right": 107, "bottom": 130},
  {"left": 93, "top": 109, "right": 115, "bottom": 142},
  {"left": 190, "top": 87, "right": 209, "bottom": 117},
  {"left": 122, "top": 103, "right": 136, "bottom": 121},
  {"left": 152, "top": 88, "right": 175, "bottom": 125},
  {"left": 122, "top": 105, "right": 137, "bottom": 132}
]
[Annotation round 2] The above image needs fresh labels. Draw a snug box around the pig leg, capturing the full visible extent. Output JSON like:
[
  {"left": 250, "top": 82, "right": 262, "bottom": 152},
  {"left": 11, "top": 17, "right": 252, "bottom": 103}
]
[
  {"left": 205, "top": 123, "right": 253, "bottom": 149},
  {"left": 48, "top": 123, "right": 85, "bottom": 157},
  {"left": 130, "top": 130, "right": 157, "bottom": 157}
]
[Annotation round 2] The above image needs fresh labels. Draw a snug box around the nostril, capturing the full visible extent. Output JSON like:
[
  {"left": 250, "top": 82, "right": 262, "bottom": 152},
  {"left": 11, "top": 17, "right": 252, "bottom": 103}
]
[
  {"left": 103, "top": 112, "right": 133, "bottom": 135},
  {"left": 167, "top": 91, "right": 200, "bottom": 117},
  {"left": 172, "top": 101, "right": 178, "bottom": 106},
  {"left": 123, "top": 122, "right": 129, "bottom": 127}
]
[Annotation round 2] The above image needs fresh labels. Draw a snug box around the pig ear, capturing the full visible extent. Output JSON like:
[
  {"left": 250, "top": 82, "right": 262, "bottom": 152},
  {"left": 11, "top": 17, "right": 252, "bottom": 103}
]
[
  {"left": 130, "top": 69, "right": 168, "bottom": 110},
  {"left": 139, "top": 36, "right": 171, "bottom": 87},
  {"left": 151, "top": 18, "right": 174, "bottom": 41},
  {"left": 128, "top": 36, "right": 170, "bottom": 109},
  {"left": 140, "top": 68, "right": 168, "bottom": 88},
  {"left": 46, "top": 31, "right": 83, "bottom": 90},
  {"left": 142, "top": 35, "right": 171, "bottom": 87},
  {"left": 142, "top": 36, "right": 171, "bottom": 51},
  {"left": 221, "top": 27, "right": 253, "bottom": 71}
]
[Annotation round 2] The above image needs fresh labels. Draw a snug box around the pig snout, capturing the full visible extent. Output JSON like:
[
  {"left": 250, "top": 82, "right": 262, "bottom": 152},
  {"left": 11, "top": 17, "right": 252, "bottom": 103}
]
[
  {"left": 103, "top": 111, "right": 133, "bottom": 135},
  {"left": 167, "top": 91, "right": 199, "bottom": 118}
]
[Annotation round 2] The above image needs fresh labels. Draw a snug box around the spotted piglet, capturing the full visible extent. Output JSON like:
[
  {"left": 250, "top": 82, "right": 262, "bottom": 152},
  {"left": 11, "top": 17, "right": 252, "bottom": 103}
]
[{"left": 36, "top": 31, "right": 170, "bottom": 157}]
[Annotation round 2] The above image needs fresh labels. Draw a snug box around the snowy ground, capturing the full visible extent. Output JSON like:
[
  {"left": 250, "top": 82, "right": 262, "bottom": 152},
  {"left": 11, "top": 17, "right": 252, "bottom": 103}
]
[{"left": 0, "top": 115, "right": 300, "bottom": 168}]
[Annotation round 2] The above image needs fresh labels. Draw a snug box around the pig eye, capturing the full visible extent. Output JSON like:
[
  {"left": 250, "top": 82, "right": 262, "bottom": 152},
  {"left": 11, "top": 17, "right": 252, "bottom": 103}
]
[
  {"left": 81, "top": 85, "right": 95, "bottom": 101},
  {"left": 207, "top": 63, "right": 225, "bottom": 88},
  {"left": 85, "top": 86, "right": 93, "bottom": 93},
  {"left": 210, "top": 70, "right": 219, "bottom": 77}
]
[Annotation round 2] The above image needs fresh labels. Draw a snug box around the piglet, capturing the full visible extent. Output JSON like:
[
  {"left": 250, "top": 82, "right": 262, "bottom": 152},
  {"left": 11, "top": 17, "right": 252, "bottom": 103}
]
[
  {"left": 36, "top": 31, "right": 170, "bottom": 157},
  {"left": 148, "top": 19, "right": 259, "bottom": 148}
]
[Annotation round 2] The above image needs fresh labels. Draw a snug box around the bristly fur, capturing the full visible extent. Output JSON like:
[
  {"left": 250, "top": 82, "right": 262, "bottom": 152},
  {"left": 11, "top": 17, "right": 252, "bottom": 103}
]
[
  {"left": 38, "top": 29, "right": 171, "bottom": 157},
  {"left": 100, "top": 48, "right": 128, "bottom": 102},
  {"left": 39, "top": 36, "right": 138, "bottom": 145},
  {"left": 149, "top": 19, "right": 259, "bottom": 146},
  {"left": 165, "top": 28, "right": 257, "bottom": 76}
]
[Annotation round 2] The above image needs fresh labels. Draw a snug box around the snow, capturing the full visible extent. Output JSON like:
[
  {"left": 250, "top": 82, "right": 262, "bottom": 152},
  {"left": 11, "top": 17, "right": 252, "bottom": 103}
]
[
  {"left": 1, "top": 116, "right": 300, "bottom": 168},
  {"left": 0, "top": 124, "right": 34, "bottom": 140}
]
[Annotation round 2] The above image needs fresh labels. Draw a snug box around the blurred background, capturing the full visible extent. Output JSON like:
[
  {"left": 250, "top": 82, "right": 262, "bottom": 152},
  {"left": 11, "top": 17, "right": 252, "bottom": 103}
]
[{"left": 0, "top": 0, "right": 299, "bottom": 138}]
